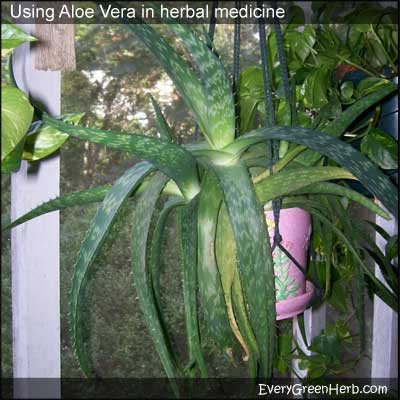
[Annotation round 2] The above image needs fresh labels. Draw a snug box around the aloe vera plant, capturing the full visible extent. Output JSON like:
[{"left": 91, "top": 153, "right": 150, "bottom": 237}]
[{"left": 5, "top": 19, "right": 398, "bottom": 382}]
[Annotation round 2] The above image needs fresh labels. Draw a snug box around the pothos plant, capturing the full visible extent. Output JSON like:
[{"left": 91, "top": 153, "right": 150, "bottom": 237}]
[
  {"left": 1, "top": 22, "right": 83, "bottom": 173},
  {"left": 239, "top": 4, "right": 398, "bottom": 378},
  {"left": 4, "top": 15, "right": 398, "bottom": 384}
]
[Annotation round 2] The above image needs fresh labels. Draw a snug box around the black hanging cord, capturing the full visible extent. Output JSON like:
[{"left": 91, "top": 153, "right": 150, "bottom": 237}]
[
  {"left": 272, "top": 2, "right": 322, "bottom": 305},
  {"left": 232, "top": 1, "right": 242, "bottom": 134},
  {"left": 272, "top": 21, "right": 292, "bottom": 124},
  {"left": 258, "top": 1, "right": 282, "bottom": 249},
  {"left": 233, "top": 0, "right": 241, "bottom": 91},
  {"left": 208, "top": 0, "right": 218, "bottom": 45}
]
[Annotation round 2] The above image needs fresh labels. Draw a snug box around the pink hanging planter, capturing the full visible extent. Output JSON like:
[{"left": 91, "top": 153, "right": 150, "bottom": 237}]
[{"left": 264, "top": 207, "right": 315, "bottom": 320}]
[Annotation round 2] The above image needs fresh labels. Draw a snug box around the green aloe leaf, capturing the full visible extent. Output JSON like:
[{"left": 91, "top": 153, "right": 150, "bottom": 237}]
[
  {"left": 178, "top": 198, "right": 208, "bottom": 378},
  {"left": 229, "top": 126, "right": 398, "bottom": 218},
  {"left": 43, "top": 114, "right": 200, "bottom": 200},
  {"left": 216, "top": 203, "right": 256, "bottom": 376},
  {"left": 4, "top": 178, "right": 183, "bottom": 231},
  {"left": 231, "top": 267, "right": 260, "bottom": 376},
  {"left": 254, "top": 166, "right": 356, "bottom": 204},
  {"left": 212, "top": 162, "right": 276, "bottom": 378},
  {"left": 197, "top": 173, "right": 233, "bottom": 355},
  {"left": 165, "top": 23, "right": 235, "bottom": 148},
  {"left": 151, "top": 196, "right": 184, "bottom": 310},
  {"left": 3, "top": 185, "right": 111, "bottom": 231},
  {"left": 1, "top": 86, "right": 34, "bottom": 161},
  {"left": 149, "top": 95, "right": 174, "bottom": 142},
  {"left": 125, "top": 23, "right": 212, "bottom": 145},
  {"left": 70, "top": 161, "right": 154, "bottom": 377},
  {"left": 291, "top": 182, "right": 390, "bottom": 219},
  {"left": 131, "top": 172, "right": 181, "bottom": 383}
]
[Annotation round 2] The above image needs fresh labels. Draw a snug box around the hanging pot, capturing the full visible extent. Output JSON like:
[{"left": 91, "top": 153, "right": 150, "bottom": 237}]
[{"left": 264, "top": 207, "right": 314, "bottom": 320}]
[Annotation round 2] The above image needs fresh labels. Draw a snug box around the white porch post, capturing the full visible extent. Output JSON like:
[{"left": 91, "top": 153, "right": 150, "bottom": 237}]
[
  {"left": 371, "top": 77, "right": 398, "bottom": 379},
  {"left": 371, "top": 210, "right": 398, "bottom": 378},
  {"left": 11, "top": 24, "right": 61, "bottom": 398},
  {"left": 292, "top": 303, "right": 327, "bottom": 378}
]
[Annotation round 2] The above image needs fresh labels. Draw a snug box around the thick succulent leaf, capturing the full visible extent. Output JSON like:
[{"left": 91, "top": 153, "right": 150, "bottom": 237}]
[
  {"left": 149, "top": 95, "right": 174, "bottom": 142},
  {"left": 43, "top": 114, "right": 200, "bottom": 200},
  {"left": 2, "top": 86, "right": 34, "bottom": 161},
  {"left": 216, "top": 203, "right": 258, "bottom": 378},
  {"left": 197, "top": 173, "right": 234, "bottom": 354},
  {"left": 131, "top": 173, "right": 181, "bottom": 382},
  {"left": 178, "top": 198, "right": 208, "bottom": 378},
  {"left": 4, "top": 185, "right": 111, "bottom": 231},
  {"left": 151, "top": 197, "right": 184, "bottom": 309},
  {"left": 345, "top": 218, "right": 398, "bottom": 294},
  {"left": 228, "top": 127, "right": 398, "bottom": 218},
  {"left": 193, "top": 148, "right": 238, "bottom": 167},
  {"left": 291, "top": 182, "right": 390, "bottom": 219},
  {"left": 254, "top": 166, "right": 356, "bottom": 204},
  {"left": 231, "top": 267, "right": 260, "bottom": 378},
  {"left": 70, "top": 161, "right": 154, "bottom": 377},
  {"left": 165, "top": 23, "right": 235, "bottom": 148},
  {"left": 212, "top": 162, "right": 276, "bottom": 378},
  {"left": 124, "top": 23, "right": 211, "bottom": 144},
  {"left": 4, "top": 178, "right": 184, "bottom": 231},
  {"left": 324, "top": 82, "right": 397, "bottom": 137},
  {"left": 149, "top": 197, "right": 185, "bottom": 377}
]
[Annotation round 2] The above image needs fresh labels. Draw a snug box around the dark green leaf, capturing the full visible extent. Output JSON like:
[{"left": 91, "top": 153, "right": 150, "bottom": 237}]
[
  {"left": 165, "top": 23, "right": 235, "bottom": 148},
  {"left": 386, "top": 235, "right": 398, "bottom": 262},
  {"left": 70, "top": 162, "right": 154, "bottom": 377},
  {"left": 254, "top": 166, "right": 356, "bottom": 204},
  {"left": 356, "top": 77, "right": 389, "bottom": 98},
  {"left": 197, "top": 173, "right": 234, "bottom": 355},
  {"left": 151, "top": 197, "right": 183, "bottom": 311},
  {"left": 228, "top": 126, "right": 398, "bottom": 218},
  {"left": 178, "top": 198, "right": 208, "bottom": 378},
  {"left": 212, "top": 162, "right": 276, "bottom": 378},
  {"left": 131, "top": 172, "right": 181, "bottom": 383},
  {"left": 4, "top": 185, "right": 111, "bottom": 231},
  {"left": 149, "top": 95, "right": 174, "bottom": 142},
  {"left": 360, "top": 128, "right": 398, "bottom": 169},
  {"left": 124, "top": 22, "right": 212, "bottom": 145},
  {"left": 43, "top": 114, "right": 200, "bottom": 200},
  {"left": 291, "top": 182, "right": 390, "bottom": 219},
  {"left": 216, "top": 203, "right": 258, "bottom": 377}
]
